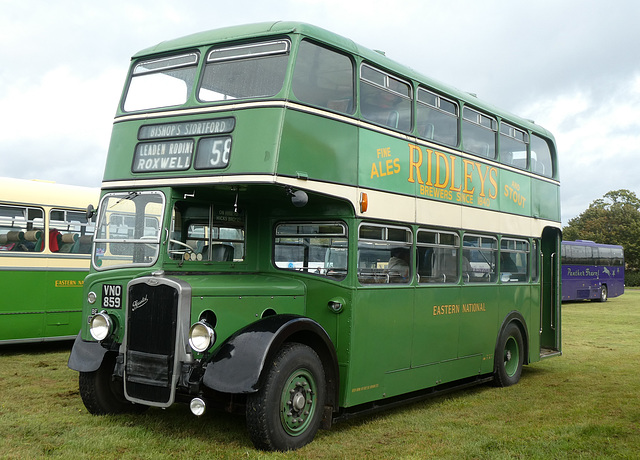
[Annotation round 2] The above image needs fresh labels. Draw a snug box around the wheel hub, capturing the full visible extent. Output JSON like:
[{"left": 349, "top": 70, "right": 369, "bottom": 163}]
[
  {"left": 281, "top": 372, "right": 316, "bottom": 436},
  {"left": 292, "top": 391, "right": 306, "bottom": 411}
]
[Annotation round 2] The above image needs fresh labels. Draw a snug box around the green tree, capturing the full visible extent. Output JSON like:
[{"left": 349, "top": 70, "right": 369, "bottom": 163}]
[{"left": 563, "top": 189, "right": 640, "bottom": 275}]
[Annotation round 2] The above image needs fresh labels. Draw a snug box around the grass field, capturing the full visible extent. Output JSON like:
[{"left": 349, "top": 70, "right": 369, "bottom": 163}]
[{"left": 1, "top": 291, "right": 639, "bottom": 459}]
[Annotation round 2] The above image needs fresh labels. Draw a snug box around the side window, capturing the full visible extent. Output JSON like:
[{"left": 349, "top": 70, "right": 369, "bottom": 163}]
[
  {"left": 360, "top": 64, "right": 412, "bottom": 132},
  {"left": 358, "top": 224, "right": 412, "bottom": 284},
  {"left": 0, "top": 205, "right": 44, "bottom": 253},
  {"left": 462, "top": 234, "right": 497, "bottom": 283},
  {"left": 500, "top": 238, "right": 529, "bottom": 282},
  {"left": 170, "top": 203, "right": 245, "bottom": 262},
  {"left": 612, "top": 247, "right": 624, "bottom": 266},
  {"left": 417, "top": 229, "right": 459, "bottom": 283},
  {"left": 49, "top": 209, "right": 96, "bottom": 254},
  {"left": 531, "top": 134, "right": 554, "bottom": 178},
  {"left": 274, "top": 222, "right": 348, "bottom": 280},
  {"left": 292, "top": 40, "right": 355, "bottom": 114},
  {"left": 462, "top": 107, "right": 497, "bottom": 158},
  {"left": 416, "top": 88, "right": 458, "bottom": 147},
  {"left": 499, "top": 123, "right": 528, "bottom": 169},
  {"left": 531, "top": 239, "right": 540, "bottom": 282},
  {"left": 593, "top": 247, "right": 613, "bottom": 265}
]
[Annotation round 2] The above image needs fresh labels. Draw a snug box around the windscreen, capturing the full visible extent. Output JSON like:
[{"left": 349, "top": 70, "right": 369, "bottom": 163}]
[{"left": 93, "top": 191, "right": 165, "bottom": 269}]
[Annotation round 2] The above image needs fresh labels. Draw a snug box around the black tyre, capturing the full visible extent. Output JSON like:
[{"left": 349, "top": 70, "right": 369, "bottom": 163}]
[
  {"left": 79, "top": 353, "right": 147, "bottom": 415},
  {"left": 246, "top": 343, "right": 326, "bottom": 451},
  {"left": 596, "top": 285, "right": 608, "bottom": 302},
  {"left": 494, "top": 322, "right": 524, "bottom": 387}
]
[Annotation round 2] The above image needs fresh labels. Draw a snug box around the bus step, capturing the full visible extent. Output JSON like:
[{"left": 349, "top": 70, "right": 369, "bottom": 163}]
[{"left": 540, "top": 347, "right": 562, "bottom": 359}]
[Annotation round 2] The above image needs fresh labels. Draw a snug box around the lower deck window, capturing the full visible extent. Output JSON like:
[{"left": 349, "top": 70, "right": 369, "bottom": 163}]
[
  {"left": 463, "top": 234, "right": 497, "bottom": 283},
  {"left": 500, "top": 238, "right": 529, "bottom": 282},
  {"left": 170, "top": 203, "right": 245, "bottom": 262},
  {"left": 49, "top": 209, "right": 95, "bottom": 254},
  {"left": 0, "top": 205, "right": 44, "bottom": 252},
  {"left": 417, "top": 230, "right": 459, "bottom": 283},
  {"left": 358, "top": 224, "right": 412, "bottom": 284},
  {"left": 274, "top": 222, "right": 347, "bottom": 280}
]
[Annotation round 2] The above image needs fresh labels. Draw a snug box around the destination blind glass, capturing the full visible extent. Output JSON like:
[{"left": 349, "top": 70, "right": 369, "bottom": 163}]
[
  {"left": 138, "top": 117, "right": 235, "bottom": 140},
  {"left": 133, "top": 139, "right": 194, "bottom": 172},
  {"left": 194, "top": 136, "right": 232, "bottom": 169}
]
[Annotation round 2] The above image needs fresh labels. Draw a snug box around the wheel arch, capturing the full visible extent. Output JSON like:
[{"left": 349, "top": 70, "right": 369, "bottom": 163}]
[
  {"left": 203, "top": 314, "right": 339, "bottom": 410},
  {"left": 495, "top": 311, "right": 530, "bottom": 367}
]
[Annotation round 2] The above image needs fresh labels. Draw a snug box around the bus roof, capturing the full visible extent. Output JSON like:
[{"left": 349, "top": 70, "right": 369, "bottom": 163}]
[
  {"left": 562, "top": 240, "right": 624, "bottom": 249},
  {"left": 130, "top": 21, "right": 553, "bottom": 139},
  {"left": 0, "top": 177, "right": 99, "bottom": 209}
]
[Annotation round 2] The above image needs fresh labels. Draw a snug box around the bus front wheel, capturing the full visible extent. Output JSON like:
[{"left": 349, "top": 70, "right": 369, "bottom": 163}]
[
  {"left": 246, "top": 343, "right": 326, "bottom": 451},
  {"left": 494, "top": 323, "right": 524, "bottom": 387},
  {"left": 78, "top": 353, "right": 146, "bottom": 415}
]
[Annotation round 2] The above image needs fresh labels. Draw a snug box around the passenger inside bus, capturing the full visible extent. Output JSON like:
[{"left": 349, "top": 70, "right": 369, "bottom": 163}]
[{"left": 388, "top": 247, "right": 410, "bottom": 279}]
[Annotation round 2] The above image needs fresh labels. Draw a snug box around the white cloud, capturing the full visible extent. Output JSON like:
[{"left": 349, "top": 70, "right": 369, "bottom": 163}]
[
  {"left": 522, "top": 73, "right": 640, "bottom": 224},
  {"left": 0, "top": 66, "right": 124, "bottom": 145}
]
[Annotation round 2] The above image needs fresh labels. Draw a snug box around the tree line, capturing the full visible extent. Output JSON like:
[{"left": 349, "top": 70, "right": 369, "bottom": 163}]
[{"left": 563, "top": 189, "right": 640, "bottom": 286}]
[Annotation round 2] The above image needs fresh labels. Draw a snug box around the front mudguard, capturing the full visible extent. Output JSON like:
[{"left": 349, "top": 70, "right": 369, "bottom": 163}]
[
  {"left": 67, "top": 332, "right": 108, "bottom": 372},
  {"left": 203, "top": 314, "right": 339, "bottom": 405}
]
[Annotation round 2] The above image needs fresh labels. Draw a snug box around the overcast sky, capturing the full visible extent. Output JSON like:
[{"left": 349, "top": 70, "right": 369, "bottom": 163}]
[{"left": 2, "top": 0, "right": 639, "bottom": 225}]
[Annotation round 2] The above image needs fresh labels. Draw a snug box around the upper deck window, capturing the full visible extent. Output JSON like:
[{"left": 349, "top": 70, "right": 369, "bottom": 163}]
[
  {"left": 292, "top": 40, "right": 355, "bottom": 114},
  {"left": 360, "top": 64, "right": 412, "bottom": 132},
  {"left": 124, "top": 53, "right": 199, "bottom": 112},
  {"left": 462, "top": 107, "right": 497, "bottom": 159},
  {"left": 499, "top": 123, "right": 528, "bottom": 170},
  {"left": 198, "top": 40, "right": 290, "bottom": 102},
  {"left": 416, "top": 88, "right": 458, "bottom": 147},
  {"left": 530, "top": 134, "right": 554, "bottom": 178}
]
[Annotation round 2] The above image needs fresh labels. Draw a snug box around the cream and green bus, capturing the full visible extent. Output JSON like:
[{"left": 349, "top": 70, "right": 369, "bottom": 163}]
[{"left": 1, "top": 178, "right": 97, "bottom": 343}]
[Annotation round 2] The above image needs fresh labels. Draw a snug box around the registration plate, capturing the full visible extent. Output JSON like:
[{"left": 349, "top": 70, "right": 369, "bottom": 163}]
[{"left": 102, "top": 284, "right": 123, "bottom": 309}]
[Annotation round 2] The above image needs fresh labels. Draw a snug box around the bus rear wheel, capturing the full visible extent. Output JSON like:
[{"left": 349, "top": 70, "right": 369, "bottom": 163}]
[
  {"left": 79, "top": 353, "right": 147, "bottom": 415},
  {"left": 494, "top": 323, "right": 524, "bottom": 387},
  {"left": 246, "top": 343, "right": 326, "bottom": 451},
  {"left": 596, "top": 285, "right": 608, "bottom": 302}
]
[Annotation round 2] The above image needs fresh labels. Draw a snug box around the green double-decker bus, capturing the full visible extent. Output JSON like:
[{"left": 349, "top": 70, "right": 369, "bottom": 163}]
[{"left": 68, "top": 21, "right": 561, "bottom": 451}]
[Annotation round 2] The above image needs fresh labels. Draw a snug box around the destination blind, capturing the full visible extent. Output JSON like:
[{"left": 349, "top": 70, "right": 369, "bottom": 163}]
[
  {"left": 138, "top": 117, "right": 235, "bottom": 140},
  {"left": 133, "top": 139, "right": 194, "bottom": 172}
]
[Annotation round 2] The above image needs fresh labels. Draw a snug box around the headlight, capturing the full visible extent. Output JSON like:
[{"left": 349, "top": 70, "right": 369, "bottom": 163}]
[
  {"left": 89, "top": 311, "right": 113, "bottom": 341},
  {"left": 189, "top": 321, "right": 216, "bottom": 353}
]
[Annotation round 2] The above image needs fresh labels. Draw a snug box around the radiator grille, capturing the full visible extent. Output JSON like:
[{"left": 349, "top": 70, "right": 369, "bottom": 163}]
[{"left": 125, "top": 282, "right": 179, "bottom": 404}]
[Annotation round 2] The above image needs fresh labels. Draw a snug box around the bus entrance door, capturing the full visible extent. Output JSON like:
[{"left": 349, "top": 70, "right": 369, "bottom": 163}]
[{"left": 540, "top": 227, "right": 561, "bottom": 358}]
